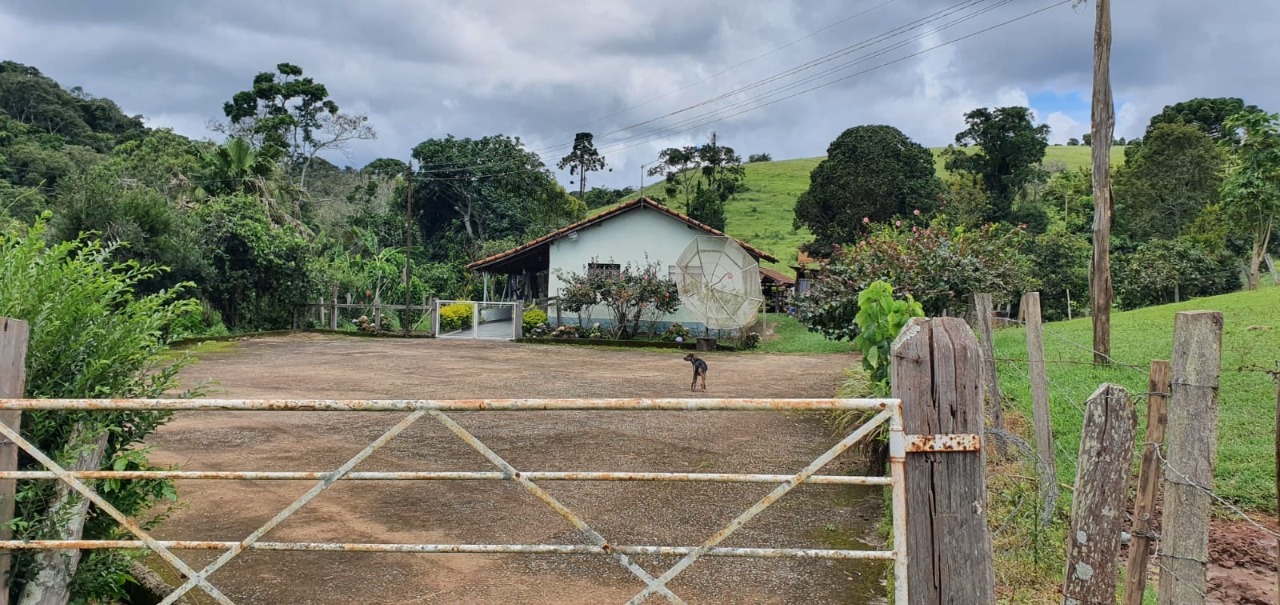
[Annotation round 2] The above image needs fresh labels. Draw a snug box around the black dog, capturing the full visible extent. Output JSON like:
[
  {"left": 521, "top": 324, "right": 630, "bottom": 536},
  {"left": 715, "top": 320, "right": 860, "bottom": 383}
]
[{"left": 683, "top": 353, "right": 708, "bottom": 392}]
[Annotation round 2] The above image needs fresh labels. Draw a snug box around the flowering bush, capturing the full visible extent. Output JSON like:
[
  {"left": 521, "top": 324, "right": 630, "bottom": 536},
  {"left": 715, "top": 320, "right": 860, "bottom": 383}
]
[
  {"left": 660, "top": 322, "right": 692, "bottom": 342},
  {"left": 557, "top": 258, "right": 681, "bottom": 338},
  {"left": 793, "top": 219, "right": 1034, "bottom": 341}
]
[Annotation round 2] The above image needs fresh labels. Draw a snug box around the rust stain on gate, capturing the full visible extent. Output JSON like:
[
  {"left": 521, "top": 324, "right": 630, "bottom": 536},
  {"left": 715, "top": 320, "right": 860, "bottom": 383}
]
[{"left": 0, "top": 397, "right": 908, "bottom": 604}]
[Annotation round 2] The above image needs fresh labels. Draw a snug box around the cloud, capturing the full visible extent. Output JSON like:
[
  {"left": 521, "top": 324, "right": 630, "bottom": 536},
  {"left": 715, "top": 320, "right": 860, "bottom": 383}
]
[{"left": 2, "top": 0, "right": 1278, "bottom": 188}]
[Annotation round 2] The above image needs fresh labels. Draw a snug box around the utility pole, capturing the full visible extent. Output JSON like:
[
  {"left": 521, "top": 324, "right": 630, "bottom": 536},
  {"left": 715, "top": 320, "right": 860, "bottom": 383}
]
[
  {"left": 404, "top": 158, "right": 413, "bottom": 337},
  {"left": 1089, "top": 0, "right": 1115, "bottom": 364}
]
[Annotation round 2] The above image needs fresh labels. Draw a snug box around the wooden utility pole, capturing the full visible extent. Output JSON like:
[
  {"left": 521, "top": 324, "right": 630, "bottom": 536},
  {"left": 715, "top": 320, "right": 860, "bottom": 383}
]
[
  {"left": 1089, "top": 0, "right": 1115, "bottom": 364},
  {"left": 891, "top": 317, "right": 995, "bottom": 603},
  {"left": 1124, "top": 360, "right": 1171, "bottom": 605},
  {"left": 1062, "top": 384, "right": 1136, "bottom": 604},
  {"left": 1023, "top": 292, "right": 1058, "bottom": 526},
  {"left": 0, "top": 317, "right": 29, "bottom": 605},
  {"left": 1157, "top": 311, "right": 1223, "bottom": 605},
  {"left": 404, "top": 159, "right": 414, "bottom": 337}
]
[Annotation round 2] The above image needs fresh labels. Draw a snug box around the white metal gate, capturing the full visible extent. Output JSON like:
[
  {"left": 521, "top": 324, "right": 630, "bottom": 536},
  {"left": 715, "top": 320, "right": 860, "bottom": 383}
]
[
  {"left": 0, "top": 397, "right": 908, "bottom": 604},
  {"left": 434, "top": 300, "right": 520, "bottom": 340}
]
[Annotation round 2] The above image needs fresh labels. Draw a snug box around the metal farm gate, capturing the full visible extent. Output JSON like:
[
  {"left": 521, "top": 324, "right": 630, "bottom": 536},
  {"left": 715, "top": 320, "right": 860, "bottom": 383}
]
[
  {"left": 0, "top": 397, "right": 910, "bottom": 604},
  {"left": 434, "top": 300, "right": 521, "bottom": 340}
]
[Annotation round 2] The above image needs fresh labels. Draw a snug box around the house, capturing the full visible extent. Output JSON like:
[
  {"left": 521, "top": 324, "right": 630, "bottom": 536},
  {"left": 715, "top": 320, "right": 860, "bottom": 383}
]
[
  {"left": 466, "top": 197, "right": 779, "bottom": 332},
  {"left": 759, "top": 267, "right": 796, "bottom": 311}
]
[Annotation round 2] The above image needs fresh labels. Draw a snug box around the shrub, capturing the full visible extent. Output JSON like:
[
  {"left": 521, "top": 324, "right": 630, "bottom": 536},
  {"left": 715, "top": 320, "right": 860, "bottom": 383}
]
[
  {"left": 0, "top": 219, "right": 198, "bottom": 602},
  {"left": 1114, "top": 238, "right": 1240, "bottom": 309},
  {"left": 1025, "top": 227, "right": 1089, "bottom": 321},
  {"left": 438, "top": 302, "right": 474, "bottom": 332},
  {"left": 793, "top": 220, "right": 1034, "bottom": 341},
  {"left": 659, "top": 322, "right": 692, "bottom": 342},
  {"left": 851, "top": 282, "right": 924, "bottom": 394},
  {"left": 522, "top": 308, "right": 548, "bottom": 336},
  {"left": 556, "top": 258, "right": 680, "bottom": 338}
]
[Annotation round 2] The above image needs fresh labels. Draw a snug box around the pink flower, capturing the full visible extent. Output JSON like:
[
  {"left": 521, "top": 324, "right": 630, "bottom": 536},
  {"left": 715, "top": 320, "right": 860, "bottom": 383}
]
[
  {"left": 913, "top": 209, "right": 921, "bottom": 216},
  {"left": 862, "top": 217, "right": 870, "bottom": 224},
  {"left": 895, "top": 220, "right": 902, "bottom": 227}
]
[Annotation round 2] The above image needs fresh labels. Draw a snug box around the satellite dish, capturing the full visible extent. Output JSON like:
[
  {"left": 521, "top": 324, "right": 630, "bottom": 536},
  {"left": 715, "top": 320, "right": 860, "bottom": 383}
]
[{"left": 675, "top": 236, "right": 763, "bottom": 331}]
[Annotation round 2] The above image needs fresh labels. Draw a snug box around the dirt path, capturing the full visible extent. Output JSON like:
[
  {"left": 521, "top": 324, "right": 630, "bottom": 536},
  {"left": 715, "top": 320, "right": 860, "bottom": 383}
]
[{"left": 147, "top": 334, "right": 884, "bottom": 604}]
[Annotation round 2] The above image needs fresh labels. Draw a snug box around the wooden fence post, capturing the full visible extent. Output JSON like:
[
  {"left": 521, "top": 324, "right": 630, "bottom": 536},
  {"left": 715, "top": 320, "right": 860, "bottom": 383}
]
[
  {"left": 373, "top": 298, "right": 382, "bottom": 332},
  {"left": 512, "top": 301, "right": 524, "bottom": 340},
  {"left": 329, "top": 286, "right": 339, "bottom": 331},
  {"left": 891, "top": 317, "right": 995, "bottom": 604},
  {"left": 1157, "top": 311, "right": 1223, "bottom": 605},
  {"left": 0, "top": 317, "right": 30, "bottom": 604},
  {"left": 1023, "top": 292, "right": 1059, "bottom": 527},
  {"left": 1062, "top": 384, "right": 1136, "bottom": 604},
  {"left": 971, "top": 293, "right": 1005, "bottom": 433},
  {"left": 1123, "top": 360, "right": 1170, "bottom": 605}
]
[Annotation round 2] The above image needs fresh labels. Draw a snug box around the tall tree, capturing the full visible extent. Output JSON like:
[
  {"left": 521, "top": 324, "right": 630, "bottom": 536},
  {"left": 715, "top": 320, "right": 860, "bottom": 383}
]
[
  {"left": 647, "top": 133, "right": 745, "bottom": 218},
  {"left": 557, "top": 132, "right": 605, "bottom": 200},
  {"left": 1220, "top": 111, "right": 1280, "bottom": 290},
  {"left": 1089, "top": 0, "right": 1115, "bottom": 364},
  {"left": 411, "top": 135, "right": 583, "bottom": 261},
  {"left": 794, "top": 125, "right": 942, "bottom": 256},
  {"left": 943, "top": 106, "right": 1050, "bottom": 223},
  {"left": 1145, "top": 97, "right": 1260, "bottom": 144},
  {"left": 1114, "top": 124, "right": 1224, "bottom": 241},
  {"left": 219, "top": 63, "right": 374, "bottom": 188}
]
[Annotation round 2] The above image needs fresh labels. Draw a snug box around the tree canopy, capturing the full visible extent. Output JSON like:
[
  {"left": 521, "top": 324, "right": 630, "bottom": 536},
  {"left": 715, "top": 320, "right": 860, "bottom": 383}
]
[
  {"left": 557, "top": 132, "right": 605, "bottom": 200},
  {"left": 793, "top": 125, "right": 941, "bottom": 256},
  {"left": 1220, "top": 110, "right": 1280, "bottom": 289},
  {"left": 943, "top": 106, "right": 1049, "bottom": 223},
  {"left": 1145, "top": 97, "right": 1260, "bottom": 144},
  {"left": 1114, "top": 123, "right": 1224, "bottom": 241}
]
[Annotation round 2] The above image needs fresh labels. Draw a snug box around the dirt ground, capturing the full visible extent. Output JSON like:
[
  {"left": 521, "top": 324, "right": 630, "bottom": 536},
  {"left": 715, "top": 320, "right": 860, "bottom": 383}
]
[
  {"left": 146, "top": 334, "right": 884, "bottom": 605},
  {"left": 1205, "top": 517, "right": 1278, "bottom": 605}
]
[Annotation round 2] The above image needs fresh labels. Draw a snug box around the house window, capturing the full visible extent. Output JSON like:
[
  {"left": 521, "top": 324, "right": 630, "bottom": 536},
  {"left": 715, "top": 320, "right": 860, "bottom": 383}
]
[{"left": 588, "top": 262, "right": 621, "bottom": 280}]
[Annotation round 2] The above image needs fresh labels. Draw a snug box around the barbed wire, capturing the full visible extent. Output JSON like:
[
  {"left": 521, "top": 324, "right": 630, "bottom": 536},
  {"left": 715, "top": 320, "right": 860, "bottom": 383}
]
[{"left": 1152, "top": 443, "right": 1280, "bottom": 540}]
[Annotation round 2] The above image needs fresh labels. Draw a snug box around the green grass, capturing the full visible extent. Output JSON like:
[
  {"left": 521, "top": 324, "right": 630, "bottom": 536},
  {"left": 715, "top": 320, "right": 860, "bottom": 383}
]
[
  {"left": 992, "top": 286, "right": 1280, "bottom": 511},
  {"left": 616, "top": 146, "right": 1126, "bottom": 272},
  {"left": 757, "top": 313, "right": 853, "bottom": 354}
]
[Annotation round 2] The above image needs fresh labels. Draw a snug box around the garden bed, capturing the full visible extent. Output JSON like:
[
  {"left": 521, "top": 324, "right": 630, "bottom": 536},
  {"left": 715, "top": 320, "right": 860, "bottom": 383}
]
[{"left": 515, "top": 337, "right": 744, "bottom": 351}]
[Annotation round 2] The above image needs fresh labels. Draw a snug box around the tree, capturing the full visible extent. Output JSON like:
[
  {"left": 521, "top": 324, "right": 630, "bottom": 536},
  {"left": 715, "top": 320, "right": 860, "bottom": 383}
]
[
  {"left": 943, "top": 106, "right": 1049, "bottom": 223},
  {"left": 1145, "top": 97, "right": 1260, "bottom": 144},
  {"left": 1114, "top": 123, "right": 1224, "bottom": 241},
  {"left": 1082, "top": 133, "right": 1092, "bottom": 146},
  {"left": 647, "top": 134, "right": 745, "bottom": 216},
  {"left": 689, "top": 183, "right": 726, "bottom": 231},
  {"left": 411, "top": 135, "right": 582, "bottom": 260},
  {"left": 1220, "top": 110, "right": 1280, "bottom": 290},
  {"left": 582, "top": 186, "right": 635, "bottom": 210},
  {"left": 747, "top": 153, "right": 772, "bottom": 163},
  {"left": 557, "top": 132, "right": 605, "bottom": 200},
  {"left": 219, "top": 63, "right": 375, "bottom": 187},
  {"left": 794, "top": 125, "right": 941, "bottom": 256},
  {"left": 1067, "top": 137, "right": 1081, "bottom": 146}
]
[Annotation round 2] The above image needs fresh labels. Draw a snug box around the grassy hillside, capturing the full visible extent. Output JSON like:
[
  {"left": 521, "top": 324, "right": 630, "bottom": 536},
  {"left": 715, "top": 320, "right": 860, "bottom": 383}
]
[
  {"left": 991, "top": 285, "right": 1280, "bottom": 511},
  {"left": 621, "top": 146, "right": 1126, "bottom": 270}
]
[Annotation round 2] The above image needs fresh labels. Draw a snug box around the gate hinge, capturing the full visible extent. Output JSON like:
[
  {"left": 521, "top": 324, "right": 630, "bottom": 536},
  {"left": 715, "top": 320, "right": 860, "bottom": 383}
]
[{"left": 905, "top": 433, "right": 981, "bottom": 452}]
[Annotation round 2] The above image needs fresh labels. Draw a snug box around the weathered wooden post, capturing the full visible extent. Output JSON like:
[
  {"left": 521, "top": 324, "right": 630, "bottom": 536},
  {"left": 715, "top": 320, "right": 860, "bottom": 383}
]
[
  {"left": 1061, "top": 384, "right": 1136, "bottom": 604},
  {"left": 329, "top": 286, "right": 339, "bottom": 331},
  {"left": 317, "top": 296, "right": 325, "bottom": 328},
  {"left": 373, "top": 297, "right": 382, "bottom": 333},
  {"left": 1023, "top": 292, "right": 1058, "bottom": 526},
  {"left": 1157, "top": 311, "right": 1223, "bottom": 605},
  {"left": 429, "top": 298, "right": 439, "bottom": 337},
  {"left": 0, "top": 317, "right": 29, "bottom": 604},
  {"left": 1123, "top": 360, "right": 1170, "bottom": 605},
  {"left": 971, "top": 293, "right": 1004, "bottom": 432},
  {"left": 891, "top": 317, "right": 995, "bottom": 604}
]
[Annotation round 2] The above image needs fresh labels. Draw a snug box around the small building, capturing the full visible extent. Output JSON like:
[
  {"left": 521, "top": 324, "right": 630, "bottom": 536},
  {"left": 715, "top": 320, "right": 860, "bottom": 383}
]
[
  {"left": 759, "top": 267, "right": 796, "bottom": 311},
  {"left": 792, "top": 250, "right": 823, "bottom": 294},
  {"left": 466, "top": 197, "right": 779, "bottom": 332}
]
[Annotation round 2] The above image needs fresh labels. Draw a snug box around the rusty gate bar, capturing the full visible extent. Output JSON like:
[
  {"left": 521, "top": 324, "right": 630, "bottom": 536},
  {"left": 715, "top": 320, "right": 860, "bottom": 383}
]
[
  {"left": 0, "top": 541, "right": 896, "bottom": 559},
  {"left": 0, "top": 397, "right": 892, "bottom": 411},
  {"left": 0, "top": 397, "right": 907, "bottom": 605},
  {"left": 0, "top": 470, "right": 893, "bottom": 484}
]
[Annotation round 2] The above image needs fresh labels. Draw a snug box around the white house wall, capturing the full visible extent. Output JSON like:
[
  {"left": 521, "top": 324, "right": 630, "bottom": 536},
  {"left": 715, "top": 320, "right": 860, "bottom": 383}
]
[{"left": 547, "top": 207, "right": 715, "bottom": 332}]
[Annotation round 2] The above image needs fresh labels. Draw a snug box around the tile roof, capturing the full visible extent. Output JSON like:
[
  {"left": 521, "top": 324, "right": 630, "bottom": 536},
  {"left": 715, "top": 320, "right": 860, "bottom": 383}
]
[
  {"left": 759, "top": 267, "right": 796, "bottom": 286},
  {"left": 465, "top": 197, "right": 779, "bottom": 271}
]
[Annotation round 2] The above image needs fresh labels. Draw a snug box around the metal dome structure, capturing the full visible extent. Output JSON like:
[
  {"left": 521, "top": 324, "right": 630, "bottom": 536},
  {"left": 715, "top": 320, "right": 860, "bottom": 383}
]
[{"left": 674, "top": 236, "right": 764, "bottom": 331}]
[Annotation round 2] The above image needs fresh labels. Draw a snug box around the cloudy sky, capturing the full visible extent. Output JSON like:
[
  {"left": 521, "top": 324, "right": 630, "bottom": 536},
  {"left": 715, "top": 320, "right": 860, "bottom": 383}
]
[{"left": 1, "top": 0, "right": 1275, "bottom": 189}]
